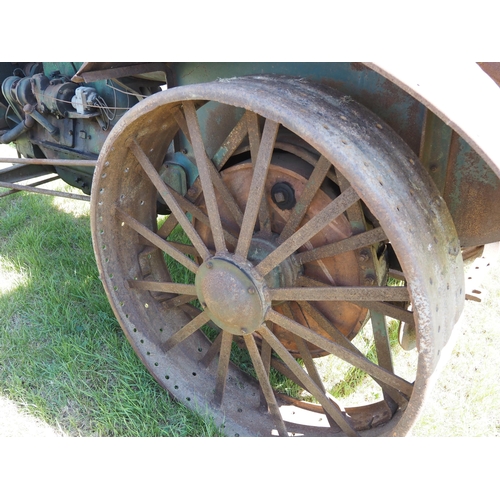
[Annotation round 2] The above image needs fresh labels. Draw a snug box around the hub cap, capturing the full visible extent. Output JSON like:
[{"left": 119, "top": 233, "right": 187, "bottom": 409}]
[{"left": 195, "top": 255, "right": 270, "bottom": 335}]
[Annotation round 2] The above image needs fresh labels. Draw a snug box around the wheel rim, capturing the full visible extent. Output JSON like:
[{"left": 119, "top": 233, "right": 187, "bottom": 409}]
[{"left": 91, "top": 76, "right": 464, "bottom": 436}]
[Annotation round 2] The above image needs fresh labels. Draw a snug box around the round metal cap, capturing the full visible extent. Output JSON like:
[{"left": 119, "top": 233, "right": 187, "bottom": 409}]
[{"left": 195, "top": 258, "right": 267, "bottom": 335}]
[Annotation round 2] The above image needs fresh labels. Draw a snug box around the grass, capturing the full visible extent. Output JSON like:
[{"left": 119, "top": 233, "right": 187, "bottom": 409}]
[
  {"left": 0, "top": 181, "right": 221, "bottom": 436},
  {"left": 0, "top": 177, "right": 499, "bottom": 437}
]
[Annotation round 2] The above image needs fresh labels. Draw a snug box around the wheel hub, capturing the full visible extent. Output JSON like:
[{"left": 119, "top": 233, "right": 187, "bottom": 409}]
[
  {"left": 195, "top": 254, "right": 270, "bottom": 336},
  {"left": 247, "top": 234, "right": 301, "bottom": 289}
]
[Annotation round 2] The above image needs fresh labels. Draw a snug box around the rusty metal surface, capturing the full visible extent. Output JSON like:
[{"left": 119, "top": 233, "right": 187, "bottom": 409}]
[
  {"left": 366, "top": 62, "right": 500, "bottom": 181},
  {"left": 0, "top": 179, "right": 90, "bottom": 201},
  {"left": 91, "top": 75, "right": 463, "bottom": 437},
  {"left": 0, "top": 157, "right": 95, "bottom": 167},
  {"left": 72, "top": 62, "right": 168, "bottom": 83}
]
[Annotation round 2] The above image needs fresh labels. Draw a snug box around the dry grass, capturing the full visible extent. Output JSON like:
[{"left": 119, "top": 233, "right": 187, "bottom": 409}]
[{"left": 411, "top": 250, "right": 500, "bottom": 436}]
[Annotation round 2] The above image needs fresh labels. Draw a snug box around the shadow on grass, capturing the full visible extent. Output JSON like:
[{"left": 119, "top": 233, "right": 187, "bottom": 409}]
[{"left": 0, "top": 186, "right": 221, "bottom": 436}]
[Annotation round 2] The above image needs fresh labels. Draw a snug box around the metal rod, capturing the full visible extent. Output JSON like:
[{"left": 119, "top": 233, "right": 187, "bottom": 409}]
[
  {"left": 0, "top": 157, "right": 96, "bottom": 167},
  {"left": 0, "top": 175, "right": 59, "bottom": 198},
  {"left": 0, "top": 180, "right": 90, "bottom": 201}
]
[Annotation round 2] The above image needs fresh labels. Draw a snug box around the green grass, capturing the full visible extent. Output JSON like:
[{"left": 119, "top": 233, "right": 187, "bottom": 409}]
[{"left": 0, "top": 181, "right": 221, "bottom": 436}]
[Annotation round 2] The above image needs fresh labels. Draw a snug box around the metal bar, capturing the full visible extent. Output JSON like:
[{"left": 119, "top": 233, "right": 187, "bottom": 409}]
[
  {"left": 0, "top": 175, "right": 59, "bottom": 198},
  {"left": 183, "top": 102, "right": 227, "bottom": 253},
  {"left": 207, "top": 159, "right": 243, "bottom": 227},
  {"left": 129, "top": 139, "right": 211, "bottom": 262},
  {"left": 214, "top": 331, "right": 233, "bottom": 406},
  {"left": 73, "top": 62, "right": 168, "bottom": 83},
  {"left": 258, "top": 325, "right": 358, "bottom": 436},
  {"left": 265, "top": 309, "right": 414, "bottom": 397},
  {"left": 246, "top": 111, "right": 272, "bottom": 236},
  {"left": 243, "top": 333, "right": 288, "bottom": 437},
  {"left": 256, "top": 186, "right": 360, "bottom": 277},
  {"left": 0, "top": 180, "right": 90, "bottom": 201},
  {"left": 269, "top": 286, "right": 410, "bottom": 302},
  {"left": 235, "top": 118, "right": 279, "bottom": 258},
  {"left": 278, "top": 155, "right": 332, "bottom": 243},
  {"left": 297, "top": 227, "right": 387, "bottom": 264},
  {"left": 127, "top": 280, "right": 197, "bottom": 295},
  {"left": 200, "top": 331, "right": 224, "bottom": 368},
  {"left": 157, "top": 214, "right": 180, "bottom": 239},
  {"left": 371, "top": 311, "right": 393, "bottom": 373},
  {"left": 259, "top": 337, "right": 273, "bottom": 408},
  {"left": 161, "top": 310, "right": 210, "bottom": 352},
  {"left": 167, "top": 241, "right": 202, "bottom": 258},
  {"left": 115, "top": 206, "right": 199, "bottom": 274},
  {"left": 168, "top": 189, "right": 239, "bottom": 247},
  {"left": 161, "top": 294, "right": 197, "bottom": 310},
  {"left": 298, "top": 301, "right": 408, "bottom": 408},
  {"left": 0, "top": 157, "right": 96, "bottom": 167},
  {"left": 295, "top": 274, "right": 415, "bottom": 326},
  {"left": 356, "top": 301, "right": 415, "bottom": 327},
  {"left": 212, "top": 113, "right": 249, "bottom": 170}
]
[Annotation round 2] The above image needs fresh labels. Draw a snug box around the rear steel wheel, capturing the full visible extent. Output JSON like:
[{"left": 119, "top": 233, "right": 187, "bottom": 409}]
[{"left": 91, "top": 76, "right": 464, "bottom": 436}]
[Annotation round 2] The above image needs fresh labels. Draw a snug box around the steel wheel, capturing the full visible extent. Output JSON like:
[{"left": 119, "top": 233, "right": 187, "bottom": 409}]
[{"left": 91, "top": 76, "right": 464, "bottom": 436}]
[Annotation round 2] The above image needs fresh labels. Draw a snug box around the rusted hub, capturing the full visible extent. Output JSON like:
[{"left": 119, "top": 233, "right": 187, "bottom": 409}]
[
  {"left": 195, "top": 254, "right": 270, "bottom": 335},
  {"left": 247, "top": 234, "right": 301, "bottom": 289}
]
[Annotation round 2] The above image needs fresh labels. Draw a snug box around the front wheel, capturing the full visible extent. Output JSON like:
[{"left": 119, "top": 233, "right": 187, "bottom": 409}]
[{"left": 91, "top": 76, "right": 464, "bottom": 436}]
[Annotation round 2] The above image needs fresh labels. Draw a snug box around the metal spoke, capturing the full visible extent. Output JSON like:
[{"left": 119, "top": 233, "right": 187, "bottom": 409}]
[
  {"left": 259, "top": 336, "right": 273, "bottom": 408},
  {"left": 371, "top": 311, "right": 397, "bottom": 406},
  {"left": 354, "top": 301, "right": 415, "bottom": 326},
  {"left": 199, "top": 330, "right": 224, "bottom": 368},
  {"left": 243, "top": 333, "right": 288, "bottom": 436},
  {"left": 296, "top": 274, "right": 415, "bottom": 325},
  {"left": 183, "top": 101, "right": 227, "bottom": 253},
  {"left": 297, "top": 226, "right": 387, "bottom": 264},
  {"left": 212, "top": 113, "right": 249, "bottom": 170},
  {"left": 166, "top": 241, "right": 202, "bottom": 259},
  {"left": 278, "top": 155, "right": 332, "bottom": 243},
  {"left": 167, "top": 185, "right": 239, "bottom": 248},
  {"left": 127, "top": 280, "right": 196, "bottom": 295},
  {"left": 258, "top": 325, "right": 358, "bottom": 436},
  {"left": 162, "top": 310, "right": 210, "bottom": 352},
  {"left": 161, "top": 294, "right": 197, "bottom": 310},
  {"left": 296, "top": 301, "right": 409, "bottom": 408},
  {"left": 115, "top": 206, "right": 199, "bottom": 274},
  {"left": 235, "top": 118, "right": 280, "bottom": 258},
  {"left": 214, "top": 331, "right": 233, "bottom": 406},
  {"left": 266, "top": 308, "right": 414, "bottom": 397},
  {"left": 269, "top": 286, "right": 410, "bottom": 302},
  {"left": 129, "top": 139, "right": 211, "bottom": 261},
  {"left": 256, "top": 186, "right": 360, "bottom": 277},
  {"left": 246, "top": 111, "right": 272, "bottom": 235},
  {"left": 208, "top": 164, "right": 244, "bottom": 227}
]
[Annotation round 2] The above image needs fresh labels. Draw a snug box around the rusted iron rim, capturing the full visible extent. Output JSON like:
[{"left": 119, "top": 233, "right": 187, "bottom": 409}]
[{"left": 91, "top": 76, "right": 463, "bottom": 436}]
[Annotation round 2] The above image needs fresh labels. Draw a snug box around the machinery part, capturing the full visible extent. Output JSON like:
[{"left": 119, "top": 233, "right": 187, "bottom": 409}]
[
  {"left": 71, "top": 87, "right": 100, "bottom": 115},
  {"left": 0, "top": 111, "right": 34, "bottom": 143},
  {"left": 91, "top": 76, "right": 464, "bottom": 436}
]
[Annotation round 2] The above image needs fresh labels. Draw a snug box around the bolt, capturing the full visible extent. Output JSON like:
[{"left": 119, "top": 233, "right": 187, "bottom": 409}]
[
  {"left": 274, "top": 191, "right": 285, "bottom": 203},
  {"left": 201, "top": 302, "right": 207, "bottom": 309},
  {"left": 248, "top": 287, "right": 255, "bottom": 295},
  {"left": 206, "top": 261, "right": 213, "bottom": 269},
  {"left": 364, "top": 275, "right": 376, "bottom": 286},
  {"left": 240, "top": 327, "right": 248, "bottom": 334},
  {"left": 359, "top": 250, "right": 370, "bottom": 262}
]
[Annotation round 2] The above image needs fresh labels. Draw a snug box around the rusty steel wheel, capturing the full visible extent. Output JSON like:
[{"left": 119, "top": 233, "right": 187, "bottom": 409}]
[{"left": 91, "top": 76, "right": 464, "bottom": 436}]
